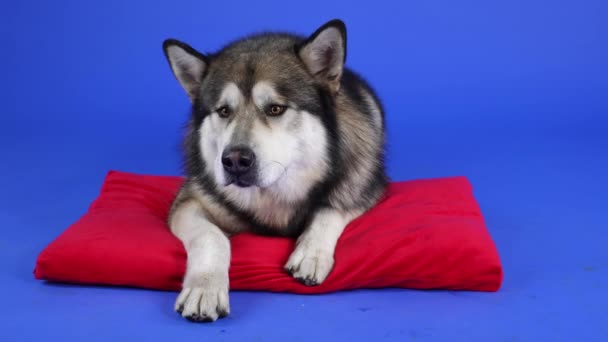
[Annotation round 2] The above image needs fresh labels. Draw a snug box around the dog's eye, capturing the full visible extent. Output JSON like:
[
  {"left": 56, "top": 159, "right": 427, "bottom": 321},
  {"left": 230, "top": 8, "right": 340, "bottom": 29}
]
[
  {"left": 217, "top": 106, "right": 231, "bottom": 118},
  {"left": 267, "top": 105, "right": 287, "bottom": 116}
]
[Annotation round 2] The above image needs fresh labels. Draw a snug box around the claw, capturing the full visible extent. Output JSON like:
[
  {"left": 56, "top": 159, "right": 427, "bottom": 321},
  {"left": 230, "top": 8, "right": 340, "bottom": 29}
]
[
  {"left": 296, "top": 277, "right": 319, "bottom": 286},
  {"left": 186, "top": 314, "right": 200, "bottom": 322}
]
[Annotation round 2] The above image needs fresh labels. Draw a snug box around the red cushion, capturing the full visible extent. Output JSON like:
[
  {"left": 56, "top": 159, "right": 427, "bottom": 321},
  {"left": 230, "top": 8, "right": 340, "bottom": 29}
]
[{"left": 34, "top": 170, "right": 503, "bottom": 293}]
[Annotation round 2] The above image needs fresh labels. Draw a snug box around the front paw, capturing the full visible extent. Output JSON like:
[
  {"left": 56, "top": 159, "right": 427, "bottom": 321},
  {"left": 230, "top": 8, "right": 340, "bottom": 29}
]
[
  {"left": 285, "top": 242, "right": 334, "bottom": 286},
  {"left": 174, "top": 273, "right": 230, "bottom": 322}
]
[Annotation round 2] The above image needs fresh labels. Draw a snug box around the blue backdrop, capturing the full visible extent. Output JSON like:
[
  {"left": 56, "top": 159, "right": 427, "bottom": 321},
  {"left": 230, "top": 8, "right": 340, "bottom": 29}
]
[{"left": 1, "top": 0, "right": 607, "bottom": 341}]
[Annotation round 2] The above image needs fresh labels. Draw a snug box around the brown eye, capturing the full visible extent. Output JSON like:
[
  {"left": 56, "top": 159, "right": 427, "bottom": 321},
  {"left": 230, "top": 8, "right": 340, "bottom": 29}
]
[
  {"left": 267, "top": 105, "right": 286, "bottom": 116},
  {"left": 217, "top": 106, "right": 231, "bottom": 117}
]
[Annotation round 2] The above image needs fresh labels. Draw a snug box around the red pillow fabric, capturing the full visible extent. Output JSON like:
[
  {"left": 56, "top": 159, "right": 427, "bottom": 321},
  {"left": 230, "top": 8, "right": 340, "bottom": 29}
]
[{"left": 34, "top": 171, "right": 503, "bottom": 293}]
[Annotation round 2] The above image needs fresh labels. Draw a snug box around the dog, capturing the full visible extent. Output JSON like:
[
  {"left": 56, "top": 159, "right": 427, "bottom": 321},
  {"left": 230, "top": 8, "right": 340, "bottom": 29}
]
[{"left": 162, "top": 19, "right": 387, "bottom": 322}]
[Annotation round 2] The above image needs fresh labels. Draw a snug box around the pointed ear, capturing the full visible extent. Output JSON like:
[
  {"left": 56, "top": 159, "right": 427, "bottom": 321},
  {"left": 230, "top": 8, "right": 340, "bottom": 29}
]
[
  {"left": 298, "top": 19, "right": 347, "bottom": 93},
  {"left": 162, "top": 39, "right": 208, "bottom": 101}
]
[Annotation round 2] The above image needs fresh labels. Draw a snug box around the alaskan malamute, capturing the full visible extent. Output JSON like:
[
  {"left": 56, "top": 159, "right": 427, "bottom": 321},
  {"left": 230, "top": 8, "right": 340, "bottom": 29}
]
[{"left": 163, "top": 19, "right": 387, "bottom": 322}]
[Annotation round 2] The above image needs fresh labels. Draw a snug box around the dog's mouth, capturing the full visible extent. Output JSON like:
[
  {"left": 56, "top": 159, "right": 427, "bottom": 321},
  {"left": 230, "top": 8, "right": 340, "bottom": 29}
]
[
  {"left": 222, "top": 162, "right": 287, "bottom": 189},
  {"left": 227, "top": 179, "right": 255, "bottom": 188},
  {"left": 224, "top": 174, "right": 257, "bottom": 188}
]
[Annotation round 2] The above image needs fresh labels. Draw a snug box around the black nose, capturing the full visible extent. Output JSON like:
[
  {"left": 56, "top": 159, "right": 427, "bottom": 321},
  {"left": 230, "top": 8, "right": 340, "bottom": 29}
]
[{"left": 221, "top": 146, "right": 256, "bottom": 176}]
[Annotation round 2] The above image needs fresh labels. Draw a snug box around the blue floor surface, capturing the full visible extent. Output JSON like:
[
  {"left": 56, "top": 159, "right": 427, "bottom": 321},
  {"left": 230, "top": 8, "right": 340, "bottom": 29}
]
[{"left": 2, "top": 1, "right": 607, "bottom": 341}]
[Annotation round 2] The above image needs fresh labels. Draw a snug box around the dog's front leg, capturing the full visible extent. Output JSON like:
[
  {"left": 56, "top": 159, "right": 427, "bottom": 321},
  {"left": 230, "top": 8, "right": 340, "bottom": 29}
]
[
  {"left": 169, "top": 200, "right": 230, "bottom": 322},
  {"left": 285, "top": 208, "right": 361, "bottom": 286}
]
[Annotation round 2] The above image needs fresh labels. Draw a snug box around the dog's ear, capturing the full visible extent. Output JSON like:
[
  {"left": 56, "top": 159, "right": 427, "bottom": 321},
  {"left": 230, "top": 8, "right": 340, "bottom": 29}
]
[
  {"left": 163, "top": 39, "right": 208, "bottom": 101},
  {"left": 298, "top": 19, "right": 347, "bottom": 93}
]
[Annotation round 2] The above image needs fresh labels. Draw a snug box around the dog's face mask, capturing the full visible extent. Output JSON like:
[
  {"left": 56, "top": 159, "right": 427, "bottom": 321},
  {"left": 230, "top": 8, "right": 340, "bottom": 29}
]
[{"left": 164, "top": 21, "right": 346, "bottom": 203}]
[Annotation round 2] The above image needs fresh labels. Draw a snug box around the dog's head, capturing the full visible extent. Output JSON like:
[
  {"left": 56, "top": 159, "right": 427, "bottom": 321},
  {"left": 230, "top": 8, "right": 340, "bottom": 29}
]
[{"left": 163, "top": 20, "right": 347, "bottom": 203}]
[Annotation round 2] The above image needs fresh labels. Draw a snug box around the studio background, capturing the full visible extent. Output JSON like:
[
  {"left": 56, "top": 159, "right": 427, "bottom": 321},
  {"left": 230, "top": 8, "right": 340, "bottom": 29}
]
[{"left": 1, "top": 0, "right": 606, "bottom": 341}]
